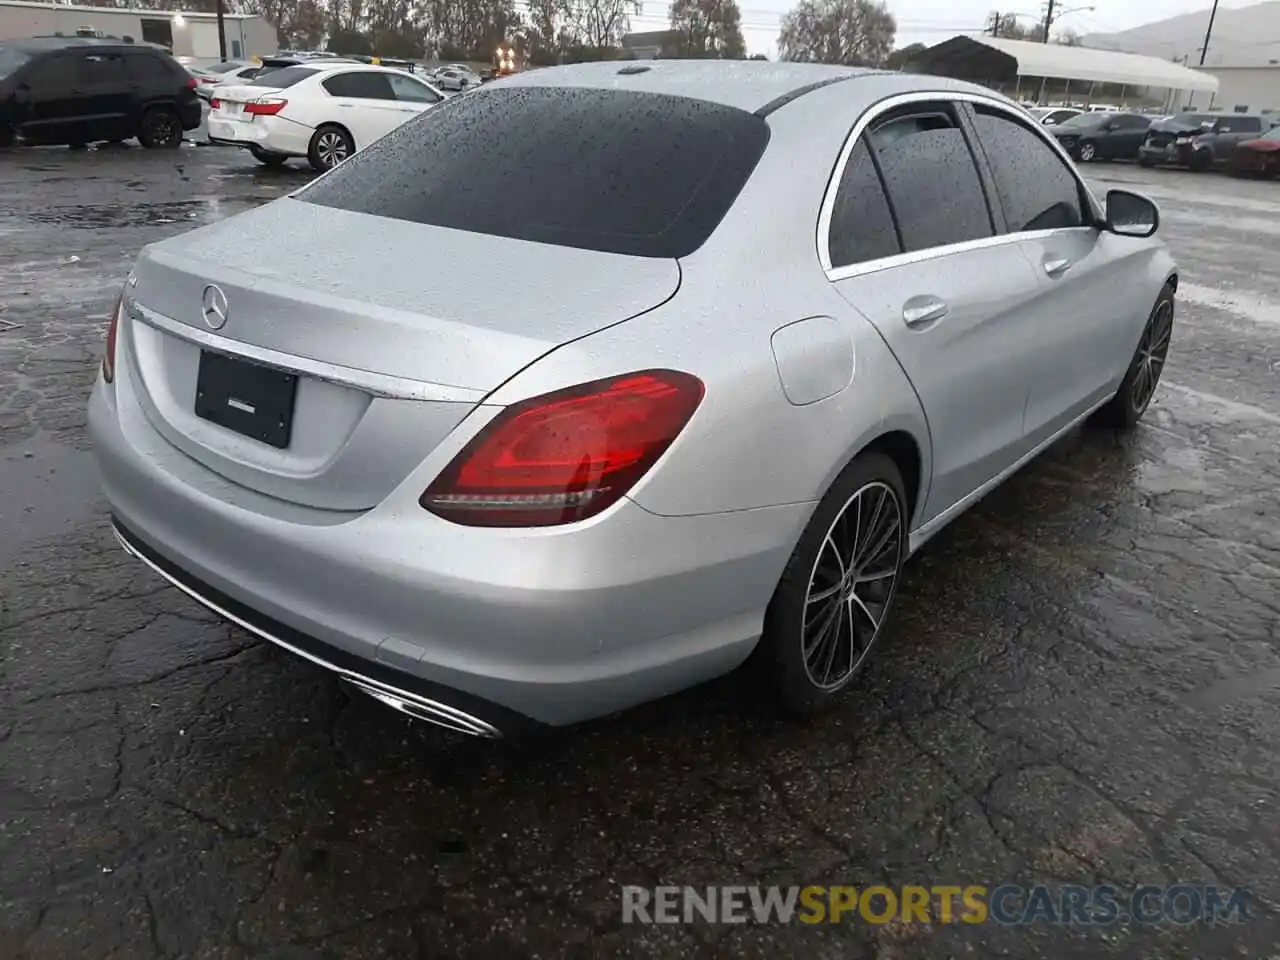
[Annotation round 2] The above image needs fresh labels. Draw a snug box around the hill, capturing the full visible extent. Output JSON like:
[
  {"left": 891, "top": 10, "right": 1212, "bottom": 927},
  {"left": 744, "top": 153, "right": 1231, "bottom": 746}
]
[{"left": 1079, "top": 1, "right": 1280, "bottom": 66}]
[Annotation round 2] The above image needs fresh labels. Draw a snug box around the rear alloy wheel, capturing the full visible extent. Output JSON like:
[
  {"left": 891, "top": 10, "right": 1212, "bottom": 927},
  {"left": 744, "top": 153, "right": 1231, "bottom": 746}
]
[
  {"left": 754, "top": 452, "right": 908, "bottom": 715},
  {"left": 1092, "top": 285, "right": 1175, "bottom": 428},
  {"left": 1077, "top": 140, "right": 1098, "bottom": 162},
  {"left": 308, "top": 125, "right": 353, "bottom": 172},
  {"left": 250, "top": 145, "right": 288, "bottom": 168},
  {"left": 138, "top": 107, "right": 182, "bottom": 149}
]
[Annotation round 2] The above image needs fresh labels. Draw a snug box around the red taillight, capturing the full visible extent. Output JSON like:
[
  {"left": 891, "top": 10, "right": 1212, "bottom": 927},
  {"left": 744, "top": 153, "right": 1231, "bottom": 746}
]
[
  {"left": 245, "top": 98, "right": 287, "bottom": 116},
  {"left": 209, "top": 97, "right": 221, "bottom": 110},
  {"left": 421, "top": 370, "right": 705, "bottom": 527},
  {"left": 186, "top": 76, "right": 199, "bottom": 90},
  {"left": 102, "top": 294, "right": 122, "bottom": 383}
]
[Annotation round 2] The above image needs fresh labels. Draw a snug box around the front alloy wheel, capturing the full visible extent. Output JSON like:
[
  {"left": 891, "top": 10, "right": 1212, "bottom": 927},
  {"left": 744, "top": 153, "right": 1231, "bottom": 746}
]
[
  {"left": 1078, "top": 141, "right": 1097, "bottom": 162},
  {"left": 1092, "top": 285, "right": 1175, "bottom": 428}
]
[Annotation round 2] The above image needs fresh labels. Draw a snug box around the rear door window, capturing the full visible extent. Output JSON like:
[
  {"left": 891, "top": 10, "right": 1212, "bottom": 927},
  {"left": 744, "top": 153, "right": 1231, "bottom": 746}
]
[
  {"left": 125, "top": 52, "right": 170, "bottom": 83},
  {"left": 296, "top": 87, "right": 771, "bottom": 259},
  {"left": 249, "top": 66, "right": 319, "bottom": 88},
  {"left": 969, "top": 105, "right": 1086, "bottom": 232},
  {"left": 867, "top": 105, "right": 994, "bottom": 251},
  {"left": 322, "top": 71, "right": 395, "bottom": 100}
]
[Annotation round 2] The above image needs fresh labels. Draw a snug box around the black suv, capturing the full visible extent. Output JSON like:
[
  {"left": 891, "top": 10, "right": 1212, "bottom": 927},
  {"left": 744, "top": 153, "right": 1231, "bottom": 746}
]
[{"left": 0, "top": 37, "right": 202, "bottom": 149}]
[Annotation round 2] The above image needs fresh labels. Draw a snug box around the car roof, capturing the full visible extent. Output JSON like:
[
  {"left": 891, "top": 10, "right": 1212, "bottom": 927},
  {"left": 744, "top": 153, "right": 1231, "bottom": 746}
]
[
  {"left": 494, "top": 59, "right": 885, "bottom": 114},
  {"left": 13, "top": 36, "right": 165, "bottom": 55}
]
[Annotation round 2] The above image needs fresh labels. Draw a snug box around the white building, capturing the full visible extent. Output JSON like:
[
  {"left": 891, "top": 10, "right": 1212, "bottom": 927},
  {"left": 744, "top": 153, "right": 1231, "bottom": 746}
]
[
  {"left": 1190, "top": 66, "right": 1280, "bottom": 116},
  {"left": 0, "top": 1, "right": 278, "bottom": 61}
]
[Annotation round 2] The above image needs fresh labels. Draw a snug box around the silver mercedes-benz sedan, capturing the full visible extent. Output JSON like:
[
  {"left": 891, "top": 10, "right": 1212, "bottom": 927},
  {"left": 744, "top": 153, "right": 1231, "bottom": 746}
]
[{"left": 88, "top": 61, "right": 1177, "bottom": 737}]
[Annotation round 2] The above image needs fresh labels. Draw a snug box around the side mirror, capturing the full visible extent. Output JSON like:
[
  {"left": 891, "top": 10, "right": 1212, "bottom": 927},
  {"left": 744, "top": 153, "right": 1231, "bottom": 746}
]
[{"left": 1105, "top": 189, "right": 1159, "bottom": 239}]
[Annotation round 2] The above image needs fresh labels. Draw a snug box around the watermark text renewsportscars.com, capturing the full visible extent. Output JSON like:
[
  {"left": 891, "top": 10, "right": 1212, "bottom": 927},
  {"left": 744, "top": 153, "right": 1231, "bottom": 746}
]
[{"left": 621, "top": 884, "right": 1252, "bottom": 926}]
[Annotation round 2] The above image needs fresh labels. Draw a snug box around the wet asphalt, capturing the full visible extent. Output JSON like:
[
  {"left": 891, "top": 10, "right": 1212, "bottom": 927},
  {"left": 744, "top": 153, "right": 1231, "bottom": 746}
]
[{"left": 1, "top": 143, "right": 1279, "bottom": 960}]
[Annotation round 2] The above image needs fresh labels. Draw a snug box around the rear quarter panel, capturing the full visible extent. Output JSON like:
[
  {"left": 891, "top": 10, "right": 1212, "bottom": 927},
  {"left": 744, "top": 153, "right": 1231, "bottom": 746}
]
[{"left": 481, "top": 78, "right": 934, "bottom": 522}]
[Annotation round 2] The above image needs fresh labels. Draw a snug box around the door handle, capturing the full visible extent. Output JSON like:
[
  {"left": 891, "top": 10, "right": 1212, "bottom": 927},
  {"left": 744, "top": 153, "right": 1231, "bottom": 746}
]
[
  {"left": 902, "top": 297, "right": 948, "bottom": 328},
  {"left": 1043, "top": 257, "right": 1073, "bottom": 277}
]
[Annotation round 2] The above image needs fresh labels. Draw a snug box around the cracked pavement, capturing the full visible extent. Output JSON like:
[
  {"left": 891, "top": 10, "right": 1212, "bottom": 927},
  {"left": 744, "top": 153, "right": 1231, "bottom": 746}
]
[{"left": 1, "top": 144, "right": 1279, "bottom": 959}]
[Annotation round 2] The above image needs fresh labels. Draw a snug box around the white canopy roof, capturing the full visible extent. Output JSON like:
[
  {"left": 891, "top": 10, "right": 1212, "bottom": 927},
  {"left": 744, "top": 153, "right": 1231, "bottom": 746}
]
[{"left": 971, "top": 36, "right": 1219, "bottom": 92}]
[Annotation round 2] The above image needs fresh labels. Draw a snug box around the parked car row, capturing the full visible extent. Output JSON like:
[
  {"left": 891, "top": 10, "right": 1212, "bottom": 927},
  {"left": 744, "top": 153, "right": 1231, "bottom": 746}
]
[{"left": 1029, "top": 106, "right": 1280, "bottom": 178}]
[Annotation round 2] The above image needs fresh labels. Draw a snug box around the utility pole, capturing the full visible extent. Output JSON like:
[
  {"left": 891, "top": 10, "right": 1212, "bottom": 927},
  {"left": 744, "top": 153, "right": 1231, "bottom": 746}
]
[
  {"left": 1198, "top": 0, "right": 1220, "bottom": 65},
  {"left": 215, "top": 0, "right": 228, "bottom": 60},
  {"left": 987, "top": 11, "right": 1001, "bottom": 37},
  {"left": 1041, "top": 0, "right": 1055, "bottom": 42}
]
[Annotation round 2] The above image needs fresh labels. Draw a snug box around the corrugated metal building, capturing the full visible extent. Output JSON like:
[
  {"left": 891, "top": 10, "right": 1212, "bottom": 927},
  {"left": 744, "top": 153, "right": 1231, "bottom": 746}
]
[
  {"left": 1190, "top": 66, "right": 1280, "bottom": 115},
  {"left": 0, "top": 1, "right": 277, "bottom": 60}
]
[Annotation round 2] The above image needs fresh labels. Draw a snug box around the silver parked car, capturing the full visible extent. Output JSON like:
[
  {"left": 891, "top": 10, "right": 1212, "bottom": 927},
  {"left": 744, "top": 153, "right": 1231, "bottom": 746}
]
[{"left": 88, "top": 62, "right": 1176, "bottom": 736}]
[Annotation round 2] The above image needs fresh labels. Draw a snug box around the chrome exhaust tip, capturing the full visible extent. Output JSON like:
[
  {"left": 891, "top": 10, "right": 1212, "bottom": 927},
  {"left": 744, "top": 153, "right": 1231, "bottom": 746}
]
[{"left": 340, "top": 677, "right": 501, "bottom": 738}]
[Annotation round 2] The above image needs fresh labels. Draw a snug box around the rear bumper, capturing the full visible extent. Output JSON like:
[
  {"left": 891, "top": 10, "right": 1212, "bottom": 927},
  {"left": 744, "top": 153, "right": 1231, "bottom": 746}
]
[
  {"left": 111, "top": 516, "right": 531, "bottom": 737},
  {"left": 207, "top": 115, "right": 311, "bottom": 156},
  {"left": 1139, "top": 143, "right": 1194, "bottom": 166},
  {"left": 87, "top": 353, "right": 805, "bottom": 728}
]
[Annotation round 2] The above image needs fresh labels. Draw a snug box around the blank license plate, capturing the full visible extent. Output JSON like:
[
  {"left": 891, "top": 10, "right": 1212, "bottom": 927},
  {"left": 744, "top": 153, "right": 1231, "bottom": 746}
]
[{"left": 194, "top": 350, "right": 298, "bottom": 449}]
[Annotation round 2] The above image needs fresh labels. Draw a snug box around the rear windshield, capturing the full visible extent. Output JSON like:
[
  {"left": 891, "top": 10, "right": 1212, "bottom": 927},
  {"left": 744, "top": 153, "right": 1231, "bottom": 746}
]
[
  {"left": 0, "top": 44, "right": 32, "bottom": 79},
  {"left": 296, "top": 87, "right": 772, "bottom": 258},
  {"left": 249, "top": 66, "right": 318, "bottom": 88}
]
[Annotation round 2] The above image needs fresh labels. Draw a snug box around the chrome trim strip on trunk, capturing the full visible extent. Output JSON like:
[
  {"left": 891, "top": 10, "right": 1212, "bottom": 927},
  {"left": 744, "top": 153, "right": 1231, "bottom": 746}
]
[
  {"left": 110, "top": 524, "right": 502, "bottom": 738},
  {"left": 127, "top": 300, "right": 488, "bottom": 404}
]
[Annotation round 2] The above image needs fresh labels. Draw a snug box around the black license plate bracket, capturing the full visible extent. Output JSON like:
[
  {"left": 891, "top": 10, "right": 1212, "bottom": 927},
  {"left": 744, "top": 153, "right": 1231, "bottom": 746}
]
[{"left": 194, "top": 350, "right": 298, "bottom": 450}]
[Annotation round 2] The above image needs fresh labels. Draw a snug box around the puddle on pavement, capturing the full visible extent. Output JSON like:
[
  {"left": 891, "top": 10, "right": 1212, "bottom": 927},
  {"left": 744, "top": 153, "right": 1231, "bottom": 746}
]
[
  {"left": 1177, "top": 281, "right": 1280, "bottom": 327},
  {"left": 0, "top": 435, "right": 101, "bottom": 567},
  {"left": 1134, "top": 443, "right": 1214, "bottom": 495},
  {"left": 26, "top": 198, "right": 232, "bottom": 229}
]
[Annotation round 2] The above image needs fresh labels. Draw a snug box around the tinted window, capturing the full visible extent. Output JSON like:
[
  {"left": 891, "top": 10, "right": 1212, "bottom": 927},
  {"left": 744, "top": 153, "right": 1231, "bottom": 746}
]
[
  {"left": 125, "top": 52, "right": 170, "bottom": 82},
  {"left": 18, "top": 54, "right": 73, "bottom": 94},
  {"left": 1059, "top": 113, "right": 1107, "bottom": 129},
  {"left": 386, "top": 73, "right": 439, "bottom": 103},
  {"left": 1170, "top": 113, "right": 1215, "bottom": 127},
  {"left": 1233, "top": 117, "right": 1262, "bottom": 132},
  {"left": 971, "top": 107, "right": 1084, "bottom": 233},
  {"left": 249, "top": 66, "right": 319, "bottom": 88},
  {"left": 828, "top": 137, "right": 901, "bottom": 268},
  {"left": 323, "top": 71, "right": 395, "bottom": 99},
  {"left": 298, "top": 87, "right": 771, "bottom": 259},
  {"left": 1114, "top": 114, "right": 1150, "bottom": 130},
  {"left": 0, "top": 44, "right": 32, "bottom": 79},
  {"left": 77, "top": 51, "right": 127, "bottom": 86},
  {"left": 869, "top": 110, "right": 993, "bottom": 251}
]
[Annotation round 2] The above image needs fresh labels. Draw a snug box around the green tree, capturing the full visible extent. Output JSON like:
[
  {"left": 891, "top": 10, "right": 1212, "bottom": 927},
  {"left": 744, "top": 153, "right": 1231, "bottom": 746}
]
[{"left": 668, "top": 0, "right": 747, "bottom": 59}]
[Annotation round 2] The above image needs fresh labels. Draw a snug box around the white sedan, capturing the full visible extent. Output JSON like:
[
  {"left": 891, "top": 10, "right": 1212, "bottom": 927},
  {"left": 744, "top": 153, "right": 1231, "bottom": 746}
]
[{"left": 207, "top": 63, "right": 447, "bottom": 171}]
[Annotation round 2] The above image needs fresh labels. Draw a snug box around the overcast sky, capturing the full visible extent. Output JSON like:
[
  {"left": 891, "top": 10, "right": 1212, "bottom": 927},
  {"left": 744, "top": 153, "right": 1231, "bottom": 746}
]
[{"left": 628, "top": 0, "right": 1255, "bottom": 58}]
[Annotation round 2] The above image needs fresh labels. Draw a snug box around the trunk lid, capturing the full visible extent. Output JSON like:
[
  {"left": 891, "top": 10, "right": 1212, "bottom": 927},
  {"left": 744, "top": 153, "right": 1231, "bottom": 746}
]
[{"left": 125, "top": 199, "right": 681, "bottom": 511}]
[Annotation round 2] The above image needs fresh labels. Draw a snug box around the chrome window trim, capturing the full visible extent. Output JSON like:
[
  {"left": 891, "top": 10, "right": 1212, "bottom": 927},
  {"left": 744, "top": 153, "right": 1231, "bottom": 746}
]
[
  {"left": 128, "top": 300, "right": 487, "bottom": 404},
  {"left": 818, "top": 90, "right": 1102, "bottom": 281}
]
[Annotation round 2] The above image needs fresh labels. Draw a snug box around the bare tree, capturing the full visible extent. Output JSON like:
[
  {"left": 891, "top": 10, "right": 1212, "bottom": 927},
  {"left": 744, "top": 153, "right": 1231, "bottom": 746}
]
[
  {"left": 668, "top": 0, "right": 746, "bottom": 59},
  {"left": 564, "top": 0, "right": 637, "bottom": 50},
  {"left": 778, "top": 0, "right": 895, "bottom": 67}
]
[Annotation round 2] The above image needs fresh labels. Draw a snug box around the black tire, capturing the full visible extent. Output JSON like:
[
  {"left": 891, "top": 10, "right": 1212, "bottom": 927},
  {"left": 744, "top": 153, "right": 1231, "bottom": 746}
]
[
  {"left": 1137, "top": 156, "right": 1155, "bottom": 168},
  {"left": 1091, "top": 284, "right": 1175, "bottom": 429},
  {"left": 250, "top": 145, "right": 288, "bottom": 168},
  {"left": 1077, "top": 140, "right": 1098, "bottom": 162},
  {"left": 307, "top": 124, "right": 354, "bottom": 172},
  {"left": 0, "top": 124, "right": 14, "bottom": 148},
  {"left": 751, "top": 451, "right": 909, "bottom": 715},
  {"left": 1188, "top": 150, "right": 1211, "bottom": 172},
  {"left": 137, "top": 107, "right": 182, "bottom": 149}
]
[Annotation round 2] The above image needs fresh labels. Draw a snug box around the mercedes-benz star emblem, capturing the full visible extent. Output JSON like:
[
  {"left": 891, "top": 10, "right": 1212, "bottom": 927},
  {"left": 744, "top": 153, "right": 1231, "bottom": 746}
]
[{"left": 201, "top": 284, "right": 229, "bottom": 331}]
